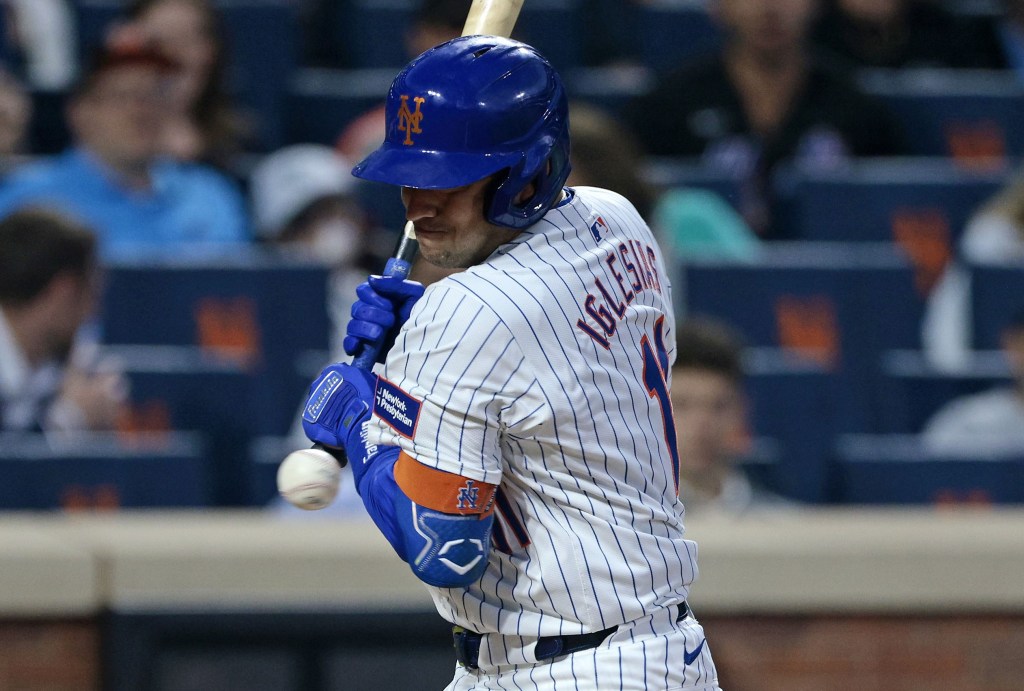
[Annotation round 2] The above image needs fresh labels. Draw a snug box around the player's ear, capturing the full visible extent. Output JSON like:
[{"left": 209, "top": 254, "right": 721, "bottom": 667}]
[
  {"left": 511, "top": 159, "right": 552, "bottom": 205},
  {"left": 513, "top": 180, "right": 537, "bottom": 205}
]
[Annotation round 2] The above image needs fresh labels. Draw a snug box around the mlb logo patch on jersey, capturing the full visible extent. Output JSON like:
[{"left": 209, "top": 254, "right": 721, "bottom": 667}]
[
  {"left": 589, "top": 215, "right": 608, "bottom": 242},
  {"left": 374, "top": 377, "right": 421, "bottom": 438}
]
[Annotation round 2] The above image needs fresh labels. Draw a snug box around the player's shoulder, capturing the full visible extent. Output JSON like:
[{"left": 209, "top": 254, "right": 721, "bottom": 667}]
[
  {"left": 569, "top": 185, "right": 631, "bottom": 207},
  {"left": 563, "top": 186, "right": 646, "bottom": 225}
]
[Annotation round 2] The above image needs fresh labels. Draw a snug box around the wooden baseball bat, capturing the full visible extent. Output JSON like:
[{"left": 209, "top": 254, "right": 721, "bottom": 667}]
[
  {"left": 461, "top": 0, "right": 525, "bottom": 37},
  {"left": 350, "top": 220, "right": 418, "bottom": 369}
]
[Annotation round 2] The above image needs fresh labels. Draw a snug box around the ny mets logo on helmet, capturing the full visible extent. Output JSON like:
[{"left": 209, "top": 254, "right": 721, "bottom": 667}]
[{"left": 397, "top": 95, "right": 425, "bottom": 145}]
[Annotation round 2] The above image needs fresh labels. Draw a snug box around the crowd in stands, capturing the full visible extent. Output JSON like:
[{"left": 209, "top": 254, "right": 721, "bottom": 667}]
[{"left": 1, "top": 0, "right": 1023, "bottom": 510}]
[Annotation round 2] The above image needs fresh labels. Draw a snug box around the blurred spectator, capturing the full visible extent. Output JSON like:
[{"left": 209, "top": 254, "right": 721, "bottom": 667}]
[
  {"left": 979, "top": 0, "right": 1024, "bottom": 81},
  {"left": 568, "top": 101, "right": 760, "bottom": 263},
  {"left": 3, "top": 0, "right": 77, "bottom": 90},
  {"left": 0, "top": 37, "right": 250, "bottom": 258},
  {"left": 566, "top": 102, "right": 657, "bottom": 220},
  {"left": 623, "top": 0, "right": 905, "bottom": 238},
  {"left": 120, "top": 0, "right": 250, "bottom": 168},
  {"left": 0, "top": 208, "right": 127, "bottom": 433},
  {"left": 811, "top": 0, "right": 1004, "bottom": 70},
  {"left": 922, "top": 172, "right": 1024, "bottom": 369},
  {"left": 336, "top": 0, "right": 471, "bottom": 164},
  {"left": 670, "top": 317, "right": 794, "bottom": 513},
  {"left": 249, "top": 144, "right": 387, "bottom": 359},
  {"left": 960, "top": 173, "right": 1024, "bottom": 265},
  {"left": 0, "top": 64, "right": 29, "bottom": 159},
  {"left": 922, "top": 306, "right": 1024, "bottom": 453}
]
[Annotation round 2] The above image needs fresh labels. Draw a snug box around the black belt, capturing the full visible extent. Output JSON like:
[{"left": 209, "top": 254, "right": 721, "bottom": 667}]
[{"left": 453, "top": 602, "right": 690, "bottom": 671}]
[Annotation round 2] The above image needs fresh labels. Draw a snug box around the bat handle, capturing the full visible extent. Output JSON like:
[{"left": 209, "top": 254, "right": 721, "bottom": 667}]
[
  {"left": 350, "top": 222, "right": 419, "bottom": 369},
  {"left": 313, "top": 442, "right": 348, "bottom": 467},
  {"left": 307, "top": 222, "right": 420, "bottom": 466}
]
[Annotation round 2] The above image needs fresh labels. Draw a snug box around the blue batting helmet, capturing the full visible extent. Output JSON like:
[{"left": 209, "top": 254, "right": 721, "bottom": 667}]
[{"left": 352, "top": 35, "right": 571, "bottom": 229}]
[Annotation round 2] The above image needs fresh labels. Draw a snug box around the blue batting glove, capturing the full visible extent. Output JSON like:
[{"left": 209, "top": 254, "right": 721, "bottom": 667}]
[
  {"left": 343, "top": 274, "right": 425, "bottom": 361},
  {"left": 302, "top": 362, "right": 378, "bottom": 467}
]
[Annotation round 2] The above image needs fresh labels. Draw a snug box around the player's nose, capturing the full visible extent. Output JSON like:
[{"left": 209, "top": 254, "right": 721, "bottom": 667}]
[{"left": 402, "top": 187, "right": 442, "bottom": 222}]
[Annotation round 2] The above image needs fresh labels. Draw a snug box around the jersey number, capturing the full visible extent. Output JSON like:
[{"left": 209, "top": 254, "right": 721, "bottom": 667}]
[{"left": 641, "top": 316, "right": 680, "bottom": 493}]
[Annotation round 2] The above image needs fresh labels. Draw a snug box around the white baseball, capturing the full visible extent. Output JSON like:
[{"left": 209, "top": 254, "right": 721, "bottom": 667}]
[{"left": 277, "top": 448, "right": 342, "bottom": 510}]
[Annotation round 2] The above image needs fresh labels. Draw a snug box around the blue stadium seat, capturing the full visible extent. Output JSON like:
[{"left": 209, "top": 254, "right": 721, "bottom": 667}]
[
  {"left": 741, "top": 348, "right": 840, "bottom": 502},
  {"left": 969, "top": 264, "right": 1024, "bottom": 350},
  {"left": 100, "top": 254, "right": 331, "bottom": 441},
  {"left": 877, "top": 350, "right": 1012, "bottom": 434},
  {"left": 634, "top": 1, "right": 721, "bottom": 74},
  {"left": 108, "top": 345, "right": 255, "bottom": 506},
  {"left": 0, "top": 432, "right": 211, "bottom": 509},
  {"left": 858, "top": 69, "right": 1024, "bottom": 161},
  {"left": 835, "top": 434, "right": 1024, "bottom": 504},
  {"left": 564, "top": 66, "right": 654, "bottom": 119},
  {"left": 75, "top": 0, "right": 299, "bottom": 150},
  {"left": 342, "top": 0, "right": 583, "bottom": 70},
  {"left": 341, "top": 0, "right": 415, "bottom": 69},
  {"left": 285, "top": 68, "right": 391, "bottom": 146},
  {"left": 249, "top": 436, "right": 295, "bottom": 505},
  {"left": 643, "top": 158, "right": 747, "bottom": 214},
  {"left": 513, "top": 0, "right": 584, "bottom": 71},
  {"left": 773, "top": 158, "right": 1008, "bottom": 244},
  {"left": 681, "top": 243, "right": 927, "bottom": 437}
]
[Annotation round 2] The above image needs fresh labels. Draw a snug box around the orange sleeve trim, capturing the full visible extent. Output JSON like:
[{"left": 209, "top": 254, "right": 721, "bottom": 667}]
[{"left": 394, "top": 451, "right": 496, "bottom": 517}]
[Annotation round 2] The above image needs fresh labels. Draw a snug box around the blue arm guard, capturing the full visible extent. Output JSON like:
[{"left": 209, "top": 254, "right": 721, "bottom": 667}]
[{"left": 358, "top": 450, "right": 493, "bottom": 589}]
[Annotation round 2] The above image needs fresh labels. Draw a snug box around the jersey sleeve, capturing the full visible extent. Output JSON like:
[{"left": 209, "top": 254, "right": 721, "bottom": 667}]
[{"left": 366, "top": 281, "right": 529, "bottom": 486}]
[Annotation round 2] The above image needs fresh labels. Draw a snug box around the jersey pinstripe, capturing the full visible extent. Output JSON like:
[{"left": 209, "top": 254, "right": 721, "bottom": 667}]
[{"left": 366, "top": 186, "right": 698, "bottom": 641}]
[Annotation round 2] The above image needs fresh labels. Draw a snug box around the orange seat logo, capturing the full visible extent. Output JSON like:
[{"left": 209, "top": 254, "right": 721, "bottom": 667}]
[
  {"left": 194, "top": 297, "right": 261, "bottom": 367},
  {"left": 775, "top": 295, "right": 841, "bottom": 368},
  {"left": 891, "top": 209, "right": 952, "bottom": 296},
  {"left": 945, "top": 120, "right": 1006, "bottom": 169}
]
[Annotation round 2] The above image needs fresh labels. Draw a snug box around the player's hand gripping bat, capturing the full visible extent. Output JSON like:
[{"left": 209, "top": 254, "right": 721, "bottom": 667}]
[{"left": 283, "top": 0, "right": 527, "bottom": 491}]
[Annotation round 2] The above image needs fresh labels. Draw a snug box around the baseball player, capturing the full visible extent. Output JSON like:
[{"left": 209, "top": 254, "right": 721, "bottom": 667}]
[{"left": 303, "top": 36, "right": 721, "bottom": 690}]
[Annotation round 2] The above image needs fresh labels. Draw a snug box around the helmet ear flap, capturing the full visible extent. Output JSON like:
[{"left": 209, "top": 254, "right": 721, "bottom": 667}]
[{"left": 486, "top": 130, "right": 572, "bottom": 229}]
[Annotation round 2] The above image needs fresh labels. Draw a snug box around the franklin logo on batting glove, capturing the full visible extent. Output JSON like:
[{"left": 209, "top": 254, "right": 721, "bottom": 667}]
[
  {"left": 301, "top": 363, "right": 376, "bottom": 455},
  {"left": 303, "top": 372, "right": 342, "bottom": 423}
]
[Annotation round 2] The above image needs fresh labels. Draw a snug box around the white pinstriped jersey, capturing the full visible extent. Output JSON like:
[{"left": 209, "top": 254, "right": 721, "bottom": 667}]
[{"left": 366, "top": 186, "right": 698, "bottom": 639}]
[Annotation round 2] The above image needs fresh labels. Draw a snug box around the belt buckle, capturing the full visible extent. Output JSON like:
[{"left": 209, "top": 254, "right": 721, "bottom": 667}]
[{"left": 452, "top": 626, "right": 481, "bottom": 671}]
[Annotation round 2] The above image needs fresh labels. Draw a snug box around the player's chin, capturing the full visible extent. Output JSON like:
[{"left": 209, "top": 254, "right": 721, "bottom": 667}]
[{"left": 417, "top": 243, "right": 471, "bottom": 270}]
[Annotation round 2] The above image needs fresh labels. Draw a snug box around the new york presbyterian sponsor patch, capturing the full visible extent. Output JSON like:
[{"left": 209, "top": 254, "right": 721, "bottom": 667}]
[{"left": 373, "top": 377, "right": 421, "bottom": 439}]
